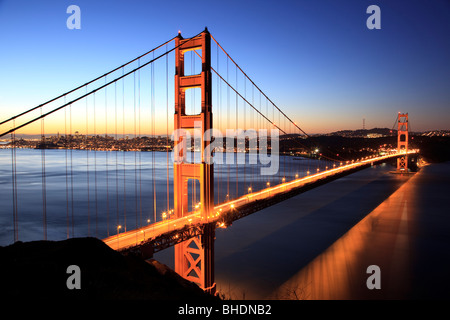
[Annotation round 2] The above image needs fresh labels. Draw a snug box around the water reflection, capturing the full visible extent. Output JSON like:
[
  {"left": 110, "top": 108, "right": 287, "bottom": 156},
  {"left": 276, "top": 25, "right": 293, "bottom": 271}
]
[{"left": 267, "top": 171, "right": 417, "bottom": 299}]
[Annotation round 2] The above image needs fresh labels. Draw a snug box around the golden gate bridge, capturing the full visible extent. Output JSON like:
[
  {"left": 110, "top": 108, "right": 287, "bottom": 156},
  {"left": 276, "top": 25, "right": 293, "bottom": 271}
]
[{"left": 0, "top": 28, "right": 417, "bottom": 295}]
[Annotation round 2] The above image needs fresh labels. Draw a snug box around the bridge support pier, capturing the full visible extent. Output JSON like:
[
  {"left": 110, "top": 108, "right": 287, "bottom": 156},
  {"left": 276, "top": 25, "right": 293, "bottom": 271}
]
[
  {"left": 173, "top": 29, "right": 216, "bottom": 294},
  {"left": 175, "top": 223, "right": 215, "bottom": 294}
]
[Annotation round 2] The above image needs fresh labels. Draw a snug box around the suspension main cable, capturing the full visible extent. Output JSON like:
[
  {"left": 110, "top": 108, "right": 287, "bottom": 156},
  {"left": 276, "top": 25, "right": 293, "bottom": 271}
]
[
  {"left": 210, "top": 35, "right": 310, "bottom": 137},
  {"left": 1, "top": 31, "right": 204, "bottom": 138},
  {"left": 210, "top": 34, "right": 346, "bottom": 163},
  {"left": 0, "top": 36, "right": 178, "bottom": 127},
  {"left": 211, "top": 65, "right": 286, "bottom": 134}
]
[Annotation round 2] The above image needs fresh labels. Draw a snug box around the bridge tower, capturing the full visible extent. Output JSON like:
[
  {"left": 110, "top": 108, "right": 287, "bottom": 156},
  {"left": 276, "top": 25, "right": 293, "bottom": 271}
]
[
  {"left": 173, "top": 29, "right": 215, "bottom": 294},
  {"left": 397, "top": 113, "right": 409, "bottom": 172}
]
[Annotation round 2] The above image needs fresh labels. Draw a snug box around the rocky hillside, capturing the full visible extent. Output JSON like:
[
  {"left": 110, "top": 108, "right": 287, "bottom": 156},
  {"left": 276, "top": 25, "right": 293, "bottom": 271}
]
[{"left": 0, "top": 237, "right": 216, "bottom": 300}]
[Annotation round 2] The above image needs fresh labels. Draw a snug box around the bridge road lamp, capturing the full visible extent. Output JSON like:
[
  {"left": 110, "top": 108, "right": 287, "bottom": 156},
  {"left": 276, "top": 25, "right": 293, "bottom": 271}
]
[
  {"left": 162, "top": 211, "right": 168, "bottom": 232},
  {"left": 247, "top": 187, "right": 252, "bottom": 201},
  {"left": 116, "top": 225, "right": 122, "bottom": 247}
]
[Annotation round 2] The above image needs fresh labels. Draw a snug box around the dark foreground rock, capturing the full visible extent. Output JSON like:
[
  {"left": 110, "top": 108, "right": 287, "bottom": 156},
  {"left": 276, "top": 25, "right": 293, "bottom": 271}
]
[{"left": 0, "top": 237, "right": 215, "bottom": 300}]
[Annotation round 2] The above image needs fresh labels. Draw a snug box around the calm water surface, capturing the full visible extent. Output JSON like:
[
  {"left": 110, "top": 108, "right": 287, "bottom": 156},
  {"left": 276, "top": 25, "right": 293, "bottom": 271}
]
[
  {"left": 0, "top": 148, "right": 328, "bottom": 245},
  {"left": 3, "top": 148, "right": 441, "bottom": 299}
]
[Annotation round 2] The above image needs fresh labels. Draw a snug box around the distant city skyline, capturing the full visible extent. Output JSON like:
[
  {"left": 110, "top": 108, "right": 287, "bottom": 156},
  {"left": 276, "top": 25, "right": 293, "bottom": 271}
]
[{"left": 1, "top": 0, "right": 449, "bottom": 134}]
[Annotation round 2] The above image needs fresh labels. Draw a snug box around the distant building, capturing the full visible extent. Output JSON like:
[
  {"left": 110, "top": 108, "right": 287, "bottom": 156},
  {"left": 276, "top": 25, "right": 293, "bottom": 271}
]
[{"left": 367, "top": 133, "right": 383, "bottom": 138}]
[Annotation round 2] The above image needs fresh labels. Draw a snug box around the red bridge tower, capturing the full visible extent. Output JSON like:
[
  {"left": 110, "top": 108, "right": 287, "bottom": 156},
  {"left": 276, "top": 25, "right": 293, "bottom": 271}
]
[
  {"left": 173, "top": 29, "right": 215, "bottom": 294},
  {"left": 397, "top": 113, "right": 409, "bottom": 172}
]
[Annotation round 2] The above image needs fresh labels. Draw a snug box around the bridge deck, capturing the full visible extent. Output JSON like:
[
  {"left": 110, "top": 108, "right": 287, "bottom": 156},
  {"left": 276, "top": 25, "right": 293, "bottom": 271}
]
[{"left": 103, "top": 152, "right": 417, "bottom": 253}]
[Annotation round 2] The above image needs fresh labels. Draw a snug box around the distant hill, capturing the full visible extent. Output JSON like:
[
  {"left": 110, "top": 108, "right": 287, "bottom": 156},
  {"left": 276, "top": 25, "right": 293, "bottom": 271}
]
[{"left": 328, "top": 128, "right": 396, "bottom": 138}]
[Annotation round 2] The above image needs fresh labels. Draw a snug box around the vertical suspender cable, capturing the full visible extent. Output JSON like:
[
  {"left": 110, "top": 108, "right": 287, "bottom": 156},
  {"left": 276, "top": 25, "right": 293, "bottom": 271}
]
[
  {"left": 235, "top": 64, "right": 238, "bottom": 198},
  {"left": 122, "top": 67, "right": 127, "bottom": 232},
  {"left": 166, "top": 44, "right": 170, "bottom": 216},
  {"left": 86, "top": 86, "right": 91, "bottom": 236},
  {"left": 138, "top": 62, "right": 143, "bottom": 227},
  {"left": 191, "top": 50, "right": 195, "bottom": 208},
  {"left": 134, "top": 71, "right": 138, "bottom": 236},
  {"left": 115, "top": 81, "right": 119, "bottom": 234},
  {"left": 65, "top": 96, "right": 69, "bottom": 238},
  {"left": 243, "top": 77, "right": 246, "bottom": 192},
  {"left": 252, "top": 86, "right": 255, "bottom": 190},
  {"left": 40, "top": 107, "right": 47, "bottom": 240},
  {"left": 216, "top": 44, "right": 220, "bottom": 204},
  {"left": 152, "top": 51, "right": 156, "bottom": 223},
  {"left": 70, "top": 104, "right": 74, "bottom": 237},
  {"left": 226, "top": 56, "right": 230, "bottom": 201},
  {"left": 105, "top": 76, "right": 110, "bottom": 237},
  {"left": 258, "top": 90, "right": 262, "bottom": 189},
  {"left": 94, "top": 91, "right": 98, "bottom": 237},
  {"left": 11, "top": 121, "right": 18, "bottom": 242}
]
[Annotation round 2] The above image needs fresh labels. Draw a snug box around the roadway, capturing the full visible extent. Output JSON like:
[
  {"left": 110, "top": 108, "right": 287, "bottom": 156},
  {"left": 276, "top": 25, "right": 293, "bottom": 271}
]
[{"left": 103, "top": 151, "right": 417, "bottom": 251}]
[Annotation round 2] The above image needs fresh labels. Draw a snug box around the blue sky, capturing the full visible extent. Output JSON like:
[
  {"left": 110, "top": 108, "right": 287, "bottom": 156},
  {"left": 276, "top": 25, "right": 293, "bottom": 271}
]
[{"left": 0, "top": 0, "right": 449, "bottom": 133}]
